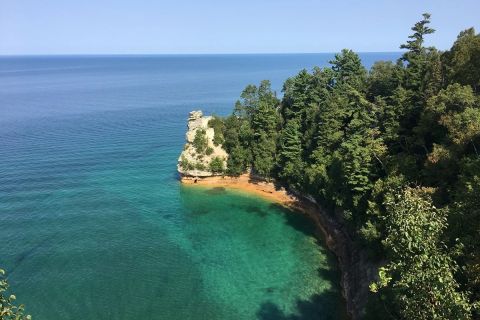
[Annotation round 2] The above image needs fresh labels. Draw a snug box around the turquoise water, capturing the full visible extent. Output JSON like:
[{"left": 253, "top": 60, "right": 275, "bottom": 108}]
[{"left": 0, "top": 54, "right": 399, "bottom": 319}]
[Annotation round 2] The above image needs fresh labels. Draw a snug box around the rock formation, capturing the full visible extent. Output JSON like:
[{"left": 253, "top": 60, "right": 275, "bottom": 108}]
[{"left": 177, "top": 110, "right": 228, "bottom": 178}]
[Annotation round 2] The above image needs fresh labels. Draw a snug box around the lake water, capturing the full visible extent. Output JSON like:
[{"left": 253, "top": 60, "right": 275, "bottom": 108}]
[{"left": 0, "top": 53, "right": 399, "bottom": 319}]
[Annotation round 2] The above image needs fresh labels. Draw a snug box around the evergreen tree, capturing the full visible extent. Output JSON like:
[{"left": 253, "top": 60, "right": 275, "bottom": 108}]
[
  {"left": 252, "top": 132, "right": 276, "bottom": 178},
  {"left": 400, "top": 13, "right": 435, "bottom": 100},
  {"left": 367, "top": 61, "right": 402, "bottom": 100},
  {"left": 330, "top": 49, "right": 367, "bottom": 91},
  {"left": 277, "top": 119, "right": 303, "bottom": 187}
]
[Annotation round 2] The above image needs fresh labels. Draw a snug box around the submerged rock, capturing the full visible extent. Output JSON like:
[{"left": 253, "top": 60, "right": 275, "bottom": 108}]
[{"left": 178, "top": 110, "right": 228, "bottom": 178}]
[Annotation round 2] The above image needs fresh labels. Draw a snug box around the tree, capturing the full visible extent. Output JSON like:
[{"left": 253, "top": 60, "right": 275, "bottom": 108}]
[
  {"left": 222, "top": 115, "right": 253, "bottom": 175},
  {"left": 209, "top": 156, "right": 225, "bottom": 174},
  {"left": 225, "top": 146, "right": 250, "bottom": 176},
  {"left": 450, "top": 158, "right": 480, "bottom": 311},
  {"left": 443, "top": 28, "right": 480, "bottom": 93},
  {"left": 252, "top": 132, "right": 276, "bottom": 178},
  {"left": 371, "top": 188, "right": 472, "bottom": 320},
  {"left": 277, "top": 119, "right": 303, "bottom": 187},
  {"left": 281, "top": 67, "right": 334, "bottom": 153},
  {"left": 330, "top": 49, "right": 367, "bottom": 91},
  {"left": 208, "top": 116, "right": 225, "bottom": 146},
  {"left": 1, "top": 269, "right": 31, "bottom": 320},
  {"left": 418, "top": 84, "right": 479, "bottom": 192},
  {"left": 400, "top": 13, "right": 435, "bottom": 102},
  {"left": 417, "top": 83, "right": 476, "bottom": 149},
  {"left": 193, "top": 129, "right": 208, "bottom": 154},
  {"left": 244, "top": 81, "right": 280, "bottom": 178},
  {"left": 367, "top": 61, "right": 402, "bottom": 100},
  {"left": 234, "top": 80, "right": 278, "bottom": 120}
]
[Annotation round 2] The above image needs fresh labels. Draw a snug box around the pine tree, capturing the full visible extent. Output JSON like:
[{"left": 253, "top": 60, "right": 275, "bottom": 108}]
[{"left": 277, "top": 119, "right": 303, "bottom": 187}]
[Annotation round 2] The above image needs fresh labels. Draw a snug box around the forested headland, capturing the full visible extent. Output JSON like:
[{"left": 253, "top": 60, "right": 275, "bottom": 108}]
[{"left": 196, "top": 14, "right": 480, "bottom": 319}]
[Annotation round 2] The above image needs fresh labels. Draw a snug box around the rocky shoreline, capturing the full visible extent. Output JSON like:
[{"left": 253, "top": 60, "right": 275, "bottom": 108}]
[{"left": 180, "top": 174, "right": 377, "bottom": 320}]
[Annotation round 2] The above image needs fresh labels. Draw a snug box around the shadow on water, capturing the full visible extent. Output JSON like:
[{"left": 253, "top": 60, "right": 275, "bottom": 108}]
[
  {"left": 190, "top": 207, "right": 211, "bottom": 215},
  {"left": 264, "top": 202, "right": 347, "bottom": 320},
  {"left": 269, "top": 203, "right": 317, "bottom": 239},
  {"left": 242, "top": 204, "right": 269, "bottom": 218},
  {"left": 256, "top": 290, "right": 347, "bottom": 320},
  {"left": 8, "top": 236, "right": 54, "bottom": 275},
  {"left": 204, "top": 187, "right": 227, "bottom": 195}
]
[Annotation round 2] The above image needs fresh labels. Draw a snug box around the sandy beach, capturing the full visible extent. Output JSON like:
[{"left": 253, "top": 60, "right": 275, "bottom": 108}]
[{"left": 181, "top": 174, "right": 297, "bottom": 206}]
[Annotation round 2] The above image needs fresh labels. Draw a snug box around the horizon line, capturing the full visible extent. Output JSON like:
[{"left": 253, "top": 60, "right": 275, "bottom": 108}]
[{"left": 0, "top": 51, "right": 404, "bottom": 58}]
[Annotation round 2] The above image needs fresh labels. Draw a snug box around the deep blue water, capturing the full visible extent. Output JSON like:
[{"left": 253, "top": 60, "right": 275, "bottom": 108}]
[{"left": 0, "top": 53, "right": 399, "bottom": 319}]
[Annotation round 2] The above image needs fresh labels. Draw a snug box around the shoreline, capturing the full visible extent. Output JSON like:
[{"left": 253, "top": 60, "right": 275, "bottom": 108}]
[
  {"left": 180, "top": 174, "right": 373, "bottom": 320},
  {"left": 181, "top": 174, "right": 295, "bottom": 205}
]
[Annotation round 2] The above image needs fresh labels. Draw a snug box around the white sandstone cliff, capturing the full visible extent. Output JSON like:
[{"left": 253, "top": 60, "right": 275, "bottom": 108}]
[{"left": 177, "top": 110, "right": 228, "bottom": 177}]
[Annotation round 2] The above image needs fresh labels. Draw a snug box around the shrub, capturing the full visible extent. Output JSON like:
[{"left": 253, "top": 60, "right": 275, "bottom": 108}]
[
  {"left": 180, "top": 156, "right": 194, "bottom": 170},
  {"left": 1, "top": 268, "right": 31, "bottom": 320},
  {"left": 208, "top": 116, "right": 225, "bottom": 146},
  {"left": 193, "top": 129, "right": 208, "bottom": 154},
  {"left": 195, "top": 162, "right": 206, "bottom": 171},
  {"left": 209, "top": 157, "right": 225, "bottom": 173}
]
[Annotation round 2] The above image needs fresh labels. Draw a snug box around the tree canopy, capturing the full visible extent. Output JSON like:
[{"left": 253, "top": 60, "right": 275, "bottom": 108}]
[{"left": 216, "top": 13, "right": 480, "bottom": 319}]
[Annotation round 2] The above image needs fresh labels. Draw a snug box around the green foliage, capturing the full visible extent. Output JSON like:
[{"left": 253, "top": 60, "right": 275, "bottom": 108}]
[
  {"left": 371, "top": 188, "right": 472, "bottom": 319},
  {"left": 180, "top": 155, "right": 195, "bottom": 171},
  {"left": 443, "top": 28, "right": 480, "bottom": 93},
  {"left": 205, "top": 146, "right": 214, "bottom": 156},
  {"left": 367, "top": 61, "right": 402, "bottom": 100},
  {"left": 223, "top": 115, "right": 253, "bottom": 175},
  {"left": 281, "top": 67, "right": 333, "bottom": 152},
  {"left": 208, "top": 116, "right": 225, "bottom": 146},
  {"left": 450, "top": 158, "right": 480, "bottom": 310},
  {"left": 226, "top": 146, "right": 250, "bottom": 176},
  {"left": 277, "top": 119, "right": 303, "bottom": 187},
  {"left": 252, "top": 132, "right": 276, "bottom": 178},
  {"left": 1, "top": 269, "right": 31, "bottom": 320},
  {"left": 400, "top": 13, "right": 435, "bottom": 99},
  {"left": 330, "top": 49, "right": 367, "bottom": 91},
  {"left": 193, "top": 129, "right": 208, "bottom": 154},
  {"left": 194, "top": 162, "right": 206, "bottom": 171},
  {"left": 230, "top": 80, "right": 280, "bottom": 177},
  {"left": 400, "top": 13, "right": 435, "bottom": 54},
  {"left": 234, "top": 80, "right": 279, "bottom": 120},
  {"left": 417, "top": 84, "right": 479, "bottom": 191},
  {"left": 215, "top": 13, "right": 480, "bottom": 316},
  {"left": 209, "top": 156, "right": 225, "bottom": 174}
]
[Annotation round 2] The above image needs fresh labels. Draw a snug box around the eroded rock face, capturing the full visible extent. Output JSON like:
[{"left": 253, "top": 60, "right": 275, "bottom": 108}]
[{"left": 177, "top": 110, "right": 228, "bottom": 177}]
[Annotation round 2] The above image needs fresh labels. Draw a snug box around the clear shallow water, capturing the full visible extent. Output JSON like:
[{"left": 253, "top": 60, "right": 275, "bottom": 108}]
[{"left": 0, "top": 54, "right": 399, "bottom": 319}]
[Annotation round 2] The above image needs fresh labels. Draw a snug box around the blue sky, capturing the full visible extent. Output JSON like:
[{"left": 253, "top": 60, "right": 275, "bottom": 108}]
[{"left": 1, "top": 0, "right": 479, "bottom": 55}]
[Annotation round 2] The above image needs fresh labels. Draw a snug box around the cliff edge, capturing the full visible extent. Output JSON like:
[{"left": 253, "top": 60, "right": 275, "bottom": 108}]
[{"left": 177, "top": 110, "right": 228, "bottom": 178}]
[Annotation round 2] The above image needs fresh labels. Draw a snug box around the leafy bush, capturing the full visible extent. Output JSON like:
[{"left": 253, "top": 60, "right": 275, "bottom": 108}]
[
  {"left": 193, "top": 129, "right": 208, "bottom": 154},
  {"left": 209, "top": 157, "right": 225, "bottom": 173},
  {"left": 194, "top": 162, "right": 206, "bottom": 171},
  {"left": 1, "top": 269, "right": 31, "bottom": 320},
  {"left": 180, "top": 155, "right": 194, "bottom": 171},
  {"left": 208, "top": 116, "right": 225, "bottom": 146}
]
